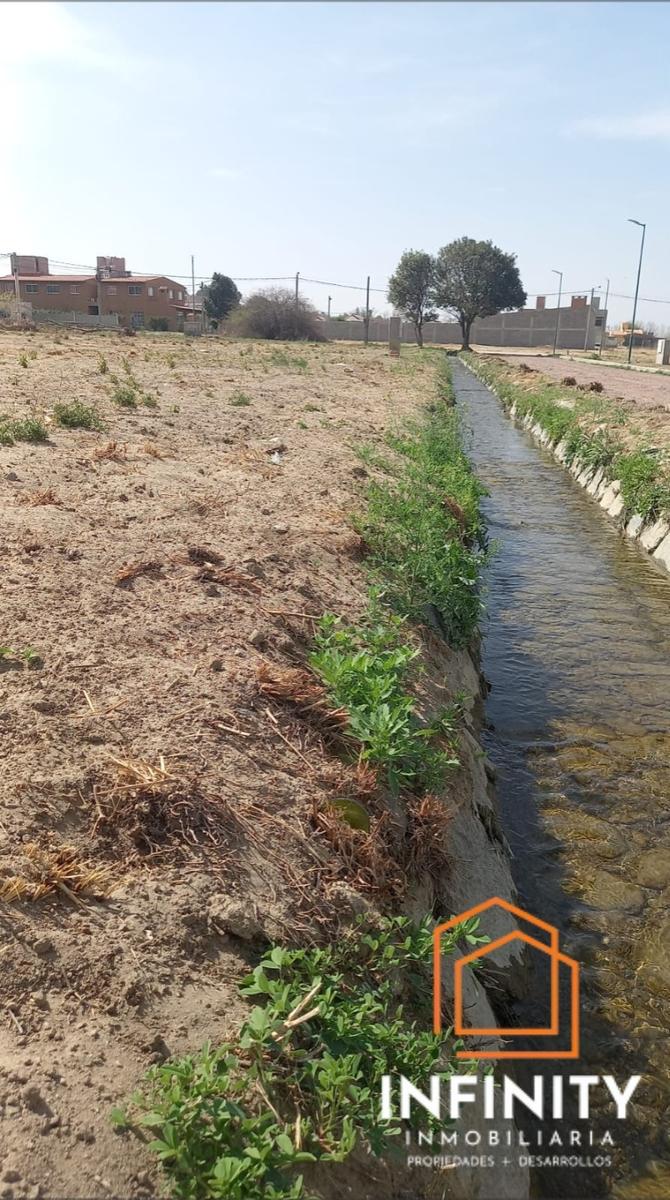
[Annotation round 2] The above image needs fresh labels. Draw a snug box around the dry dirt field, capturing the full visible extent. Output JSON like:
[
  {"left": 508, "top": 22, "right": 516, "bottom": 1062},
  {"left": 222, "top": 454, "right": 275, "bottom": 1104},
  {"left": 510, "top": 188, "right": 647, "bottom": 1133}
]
[
  {"left": 495, "top": 352, "right": 670, "bottom": 415},
  {"left": 0, "top": 328, "right": 444, "bottom": 1197}
]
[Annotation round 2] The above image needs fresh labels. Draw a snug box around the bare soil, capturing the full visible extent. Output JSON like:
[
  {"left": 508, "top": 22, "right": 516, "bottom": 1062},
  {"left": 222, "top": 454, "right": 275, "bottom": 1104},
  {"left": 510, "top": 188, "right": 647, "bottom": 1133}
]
[
  {"left": 0, "top": 329, "right": 448, "bottom": 1197},
  {"left": 496, "top": 352, "right": 670, "bottom": 416}
]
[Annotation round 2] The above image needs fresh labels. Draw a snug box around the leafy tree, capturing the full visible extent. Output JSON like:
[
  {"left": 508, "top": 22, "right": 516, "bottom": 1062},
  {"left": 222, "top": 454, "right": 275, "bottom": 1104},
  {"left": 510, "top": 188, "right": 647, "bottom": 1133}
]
[
  {"left": 387, "top": 250, "right": 437, "bottom": 348},
  {"left": 433, "top": 237, "right": 526, "bottom": 350},
  {"left": 203, "top": 272, "right": 241, "bottom": 325}
]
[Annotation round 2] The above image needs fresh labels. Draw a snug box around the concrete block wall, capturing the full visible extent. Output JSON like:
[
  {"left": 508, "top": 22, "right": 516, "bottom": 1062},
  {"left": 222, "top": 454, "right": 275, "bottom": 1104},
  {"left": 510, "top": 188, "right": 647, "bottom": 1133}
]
[{"left": 325, "top": 304, "right": 606, "bottom": 351}]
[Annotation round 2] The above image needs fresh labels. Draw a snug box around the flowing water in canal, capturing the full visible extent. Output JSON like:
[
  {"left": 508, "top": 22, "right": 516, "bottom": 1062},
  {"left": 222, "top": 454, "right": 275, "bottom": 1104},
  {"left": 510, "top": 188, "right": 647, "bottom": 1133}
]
[{"left": 452, "top": 361, "right": 670, "bottom": 1200}]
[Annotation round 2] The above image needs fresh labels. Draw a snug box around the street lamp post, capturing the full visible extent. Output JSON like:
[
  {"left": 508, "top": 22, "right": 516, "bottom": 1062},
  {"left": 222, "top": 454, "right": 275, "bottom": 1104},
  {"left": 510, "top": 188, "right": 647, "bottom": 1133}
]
[
  {"left": 552, "top": 269, "right": 563, "bottom": 356},
  {"left": 627, "top": 219, "right": 646, "bottom": 365}
]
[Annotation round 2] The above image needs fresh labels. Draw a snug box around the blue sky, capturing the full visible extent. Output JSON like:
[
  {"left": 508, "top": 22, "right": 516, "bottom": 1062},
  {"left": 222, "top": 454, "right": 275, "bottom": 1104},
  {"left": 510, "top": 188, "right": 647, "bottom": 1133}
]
[{"left": 1, "top": 1, "right": 669, "bottom": 325}]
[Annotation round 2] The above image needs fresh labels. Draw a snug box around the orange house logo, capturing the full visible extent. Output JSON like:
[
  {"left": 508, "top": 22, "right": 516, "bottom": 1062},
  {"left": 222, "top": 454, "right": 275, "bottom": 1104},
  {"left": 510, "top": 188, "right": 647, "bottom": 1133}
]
[{"left": 433, "top": 897, "right": 579, "bottom": 1060}]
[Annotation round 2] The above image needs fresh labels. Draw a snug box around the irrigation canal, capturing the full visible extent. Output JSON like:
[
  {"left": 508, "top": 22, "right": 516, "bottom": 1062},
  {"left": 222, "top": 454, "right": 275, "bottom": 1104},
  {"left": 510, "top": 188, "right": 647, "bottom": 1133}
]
[{"left": 453, "top": 360, "right": 670, "bottom": 1200}]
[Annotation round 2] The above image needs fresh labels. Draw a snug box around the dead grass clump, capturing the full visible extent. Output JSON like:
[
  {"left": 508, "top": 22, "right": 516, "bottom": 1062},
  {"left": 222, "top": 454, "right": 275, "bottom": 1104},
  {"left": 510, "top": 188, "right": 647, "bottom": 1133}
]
[
  {"left": 311, "top": 804, "right": 405, "bottom": 901},
  {"left": 517, "top": 362, "right": 537, "bottom": 374},
  {"left": 92, "top": 440, "right": 127, "bottom": 462},
  {"left": 561, "top": 376, "right": 577, "bottom": 387},
  {"left": 187, "top": 545, "right": 224, "bottom": 565},
  {"left": 19, "top": 488, "right": 62, "bottom": 507},
  {"left": 407, "top": 794, "right": 452, "bottom": 880},
  {"left": 115, "top": 560, "right": 163, "bottom": 587},
  {"left": 195, "top": 564, "right": 262, "bottom": 593},
  {"left": 91, "top": 756, "right": 236, "bottom": 859},
  {"left": 0, "top": 838, "right": 116, "bottom": 902},
  {"left": 143, "top": 442, "right": 164, "bottom": 458},
  {"left": 588, "top": 380, "right": 604, "bottom": 393},
  {"left": 257, "top": 662, "right": 350, "bottom": 742}
]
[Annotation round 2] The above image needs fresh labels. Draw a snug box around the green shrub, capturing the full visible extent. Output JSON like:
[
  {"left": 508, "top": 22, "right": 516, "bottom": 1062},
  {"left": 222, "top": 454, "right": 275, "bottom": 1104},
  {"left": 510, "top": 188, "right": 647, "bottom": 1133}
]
[
  {"left": 112, "top": 383, "right": 138, "bottom": 408},
  {"left": 229, "top": 391, "right": 252, "bottom": 406},
  {"left": 148, "top": 317, "right": 169, "bottom": 332},
  {"left": 53, "top": 401, "right": 104, "bottom": 431},
  {"left": 0, "top": 417, "right": 48, "bottom": 444}
]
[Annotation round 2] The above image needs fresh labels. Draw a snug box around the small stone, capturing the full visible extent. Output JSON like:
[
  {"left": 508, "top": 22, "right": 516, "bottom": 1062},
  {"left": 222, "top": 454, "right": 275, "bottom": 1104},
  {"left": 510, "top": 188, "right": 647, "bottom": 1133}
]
[
  {"left": 248, "top": 629, "right": 265, "bottom": 647},
  {"left": 33, "top": 937, "right": 55, "bottom": 958},
  {"left": 22, "top": 1085, "right": 50, "bottom": 1115},
  {"left": 204, "top": 584, "right": 219, "bottom": 597},
  {"left": 2, "top": 1172, "right": 20, "bottom": 1185},
  {"left": 6, "top": 471, "right": 19, "bottom": 482},
  {"left": 208, "top": 896, "right": 262, "bottom": 940},
  {"left": 266, "top": 438, "right": 286, "bottom": 454},
  {"left": 273, "top": 522, "right": 289, "bottom": 534},
  {"left": 636, "top": 848, "right": 670, "bottom": 889},
  {"left": 210, "top": 659, "right": 224, "bottom": 672},
  {"left": 30, "top": 991, "right": 49, "bottom": 1011}
]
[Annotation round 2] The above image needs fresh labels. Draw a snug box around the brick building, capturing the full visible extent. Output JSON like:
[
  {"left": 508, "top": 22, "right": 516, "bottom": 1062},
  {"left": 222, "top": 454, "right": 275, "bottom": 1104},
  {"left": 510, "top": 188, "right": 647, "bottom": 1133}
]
[{"left": 0, "top": 255, "right": 189, "bottom": 331}]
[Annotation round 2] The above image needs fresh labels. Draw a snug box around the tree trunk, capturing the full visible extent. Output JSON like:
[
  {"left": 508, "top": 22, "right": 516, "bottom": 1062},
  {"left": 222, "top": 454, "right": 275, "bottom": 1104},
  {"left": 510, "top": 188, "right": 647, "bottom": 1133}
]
[
  {"left": 415, "top": 320, "right": 424, "bottom": 349},
  {"left": 460, "top": 315, "right": 472, "bottom": 351}
]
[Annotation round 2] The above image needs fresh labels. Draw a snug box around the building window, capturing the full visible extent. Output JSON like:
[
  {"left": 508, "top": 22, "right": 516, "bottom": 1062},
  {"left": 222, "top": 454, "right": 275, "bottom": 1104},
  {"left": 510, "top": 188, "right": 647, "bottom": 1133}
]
[
  {"left": 131, "top": 311, "right": 145, "bottom": 328},
  {"left": 46, "top": 284, "right": 61, "bottom": 294},
  {"left": 168, "top": 288, "right": 174, "bottom": 300},
  {"left": 70, "top": 285, "right": 80, "bottom": 294},
  {"left": 107, "top": 286, "right": 117, "bottom": 295},
  {"left": 128, "top": 284, "right": 143, "bottom": 295},
  {"left": 148, "top": 286, "right": 154, "bottom": 298},
  {"left": 25, "top": 283, "right": 39, "bottom": 294}
]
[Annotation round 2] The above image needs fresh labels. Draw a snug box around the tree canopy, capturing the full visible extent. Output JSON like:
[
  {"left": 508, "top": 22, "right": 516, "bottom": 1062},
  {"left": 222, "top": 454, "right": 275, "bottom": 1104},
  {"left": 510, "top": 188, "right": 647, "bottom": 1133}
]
[
  {"left": 387, "top": 250, "right": 437, "bottom": 347},
  {"left": 433, "top": 237, "right": 526, "bottom": 349},
  {"left": 203, "top": 273, "right": 242, "bottom": 324}
]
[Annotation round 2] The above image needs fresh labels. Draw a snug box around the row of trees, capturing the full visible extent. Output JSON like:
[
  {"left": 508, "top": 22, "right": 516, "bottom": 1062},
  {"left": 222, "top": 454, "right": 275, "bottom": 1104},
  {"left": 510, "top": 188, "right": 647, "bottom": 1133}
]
[{"left": 388, "top": 237, "right": 526, "bottom": 349}]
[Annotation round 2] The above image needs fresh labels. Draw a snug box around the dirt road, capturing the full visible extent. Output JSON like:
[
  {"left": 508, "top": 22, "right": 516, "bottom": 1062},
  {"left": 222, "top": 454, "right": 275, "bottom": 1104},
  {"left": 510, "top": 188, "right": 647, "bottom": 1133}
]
[{"left": 496, "top": 352, "right": 670, "bottom": 411}]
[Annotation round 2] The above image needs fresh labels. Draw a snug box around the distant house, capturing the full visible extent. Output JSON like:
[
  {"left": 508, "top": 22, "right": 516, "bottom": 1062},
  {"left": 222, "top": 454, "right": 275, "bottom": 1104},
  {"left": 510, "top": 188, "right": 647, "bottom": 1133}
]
[{"left": 0, "top": 254, "right": 189, "bottom": 331}]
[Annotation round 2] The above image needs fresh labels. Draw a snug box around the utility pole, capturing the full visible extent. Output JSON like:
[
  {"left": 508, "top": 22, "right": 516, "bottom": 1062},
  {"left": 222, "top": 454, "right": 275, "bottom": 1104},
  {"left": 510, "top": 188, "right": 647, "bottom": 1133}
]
[
  {"left": 295, "top": 272, "right": 300, "bottom": 307},
  {"left": 627, "top": 219, "right": 646, "bottom": 365},
  {"left": 551, "top": 269, "right": 563, "bottom": 356},
  {"left": 598, "top": 278, "right": 610, "bottom": 357},
  {"left": 11, "top": 252, "right": 20, "bottom": 314},
  {"left": 327, "top": 295, "right": 331, "bottom": 318},
  {"left": 584, "top": 285, "right": 600, "bottom": 352},
  {"left": 364, "top": 275, "right": 371, "bottom": 346},
  {"left": 191, "top": 254, "right": 197, "bottom": 331}
]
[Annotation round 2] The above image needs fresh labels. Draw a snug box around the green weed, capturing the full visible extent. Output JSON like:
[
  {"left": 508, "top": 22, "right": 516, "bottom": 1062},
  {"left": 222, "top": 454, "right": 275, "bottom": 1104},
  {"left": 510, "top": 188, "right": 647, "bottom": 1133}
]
[
  {"left": 229, "top": 391, "right": 252, "bottom": 407},
  {"left": 98, "top": 355, "right": 108, "bottom": 375},
  {"left": 127, "top": 915, "right": 482, "bottom": 1200},
  {"left": 355, "top": 366, "right": 486, "bottom": 645},
  {"left": 53, "top": 401, "right": 104, "bottom": 431},
  {"left": 269, "top": 350, "right": 308, "bottom": 371},
  {"left": 0, "top": 417, "right": 48, "bottom": 445},
  {"left": 112, "top": 383, "right": 138, "bottom": 409},
  {"left": 615, "top": 449, "right": 670, "bottom": 521},
  {"left": 310, "top": 610, "right": 460, "bottom": 795},
  {"left": 19, "top": 354, "right": 28, "bottom": 368}
]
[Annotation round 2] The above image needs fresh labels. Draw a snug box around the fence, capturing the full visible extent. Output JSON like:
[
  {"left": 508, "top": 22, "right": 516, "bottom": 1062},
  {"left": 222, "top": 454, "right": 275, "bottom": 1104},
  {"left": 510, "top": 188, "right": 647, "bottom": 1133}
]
[
  {"left": 325, "top": 302, "right": 606, "bottom": 351},
  {"left": 32, "top": 308, "right": 119, "bottom": 329}
]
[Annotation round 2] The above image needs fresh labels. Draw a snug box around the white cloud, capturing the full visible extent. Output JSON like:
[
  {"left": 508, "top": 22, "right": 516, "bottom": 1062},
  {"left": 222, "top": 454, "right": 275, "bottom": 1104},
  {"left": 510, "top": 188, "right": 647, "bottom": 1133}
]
[{"left": 569, "top": 109, "right": 670, "bottom": 141}]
